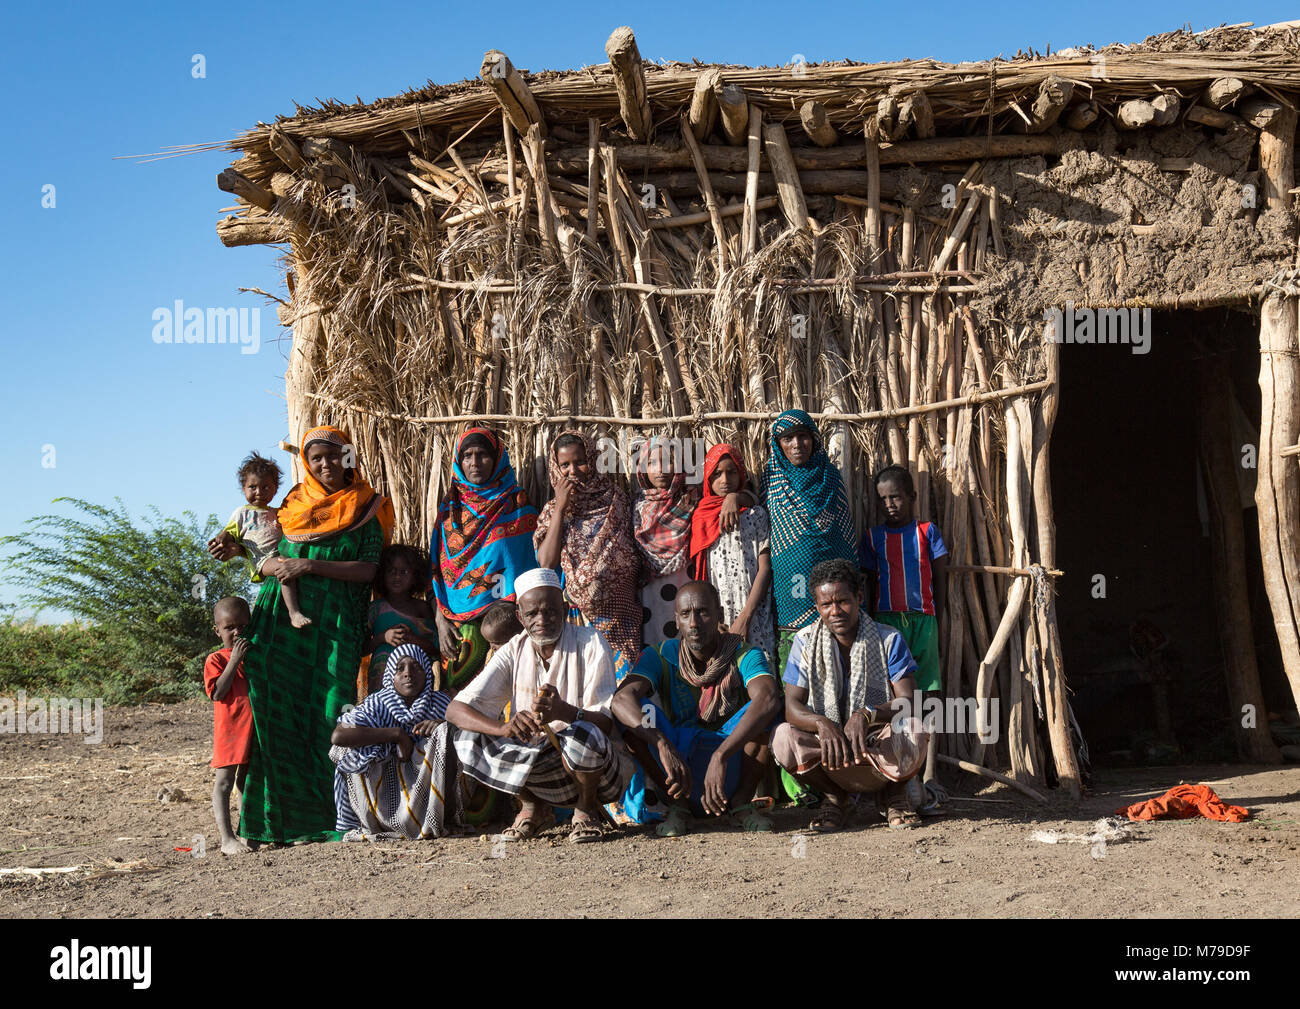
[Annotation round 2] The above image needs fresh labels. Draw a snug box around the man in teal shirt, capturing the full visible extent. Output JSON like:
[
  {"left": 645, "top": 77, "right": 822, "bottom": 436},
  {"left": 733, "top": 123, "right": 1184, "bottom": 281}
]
[{"left": 612, "top": 581, "right": 782, "bottom": 836}]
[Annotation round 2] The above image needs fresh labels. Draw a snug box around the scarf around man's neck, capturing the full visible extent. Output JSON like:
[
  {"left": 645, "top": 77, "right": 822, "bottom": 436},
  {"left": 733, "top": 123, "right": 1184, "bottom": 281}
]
[{"left": 676, "top": 632, "right": 747, "bottom": 725}]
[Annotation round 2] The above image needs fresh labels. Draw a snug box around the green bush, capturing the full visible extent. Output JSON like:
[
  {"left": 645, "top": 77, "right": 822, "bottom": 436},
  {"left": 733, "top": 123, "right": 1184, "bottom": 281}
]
[{"left": 0, "top": 498, "right": 253, "bottom": 703}]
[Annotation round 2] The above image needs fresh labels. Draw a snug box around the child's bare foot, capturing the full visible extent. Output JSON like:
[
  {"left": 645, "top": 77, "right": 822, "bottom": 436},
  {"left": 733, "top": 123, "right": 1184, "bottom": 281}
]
[
  {"left": 289, "top": 612, "right": 313, "bottom": 629},
  {"left": 220, "top": 838, "right": 252, "bottom": 855}
]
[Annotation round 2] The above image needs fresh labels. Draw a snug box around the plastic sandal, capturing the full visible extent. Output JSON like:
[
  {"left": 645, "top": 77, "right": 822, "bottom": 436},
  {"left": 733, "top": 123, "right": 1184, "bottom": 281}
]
[{"left": 655, "top": 805, "right": 692, "bottom": 837}]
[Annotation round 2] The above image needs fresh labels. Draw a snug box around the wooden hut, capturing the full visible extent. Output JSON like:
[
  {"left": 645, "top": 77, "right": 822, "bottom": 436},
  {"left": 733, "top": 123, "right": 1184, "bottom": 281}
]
[{"left": 214, "top": 22, "right": 1300, "bottom": 797}]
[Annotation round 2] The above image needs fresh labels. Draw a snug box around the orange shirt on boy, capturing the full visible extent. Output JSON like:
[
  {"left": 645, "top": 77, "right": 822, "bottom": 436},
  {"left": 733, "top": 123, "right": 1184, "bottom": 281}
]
[{"left": 203, "top": 647, "right": 254, "bottom": 768}]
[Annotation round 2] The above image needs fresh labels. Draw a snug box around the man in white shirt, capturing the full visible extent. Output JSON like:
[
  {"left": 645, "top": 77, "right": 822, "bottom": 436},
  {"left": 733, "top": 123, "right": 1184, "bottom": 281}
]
[{"left": 445, "top": 568, "right": 629, "bottom": 843}]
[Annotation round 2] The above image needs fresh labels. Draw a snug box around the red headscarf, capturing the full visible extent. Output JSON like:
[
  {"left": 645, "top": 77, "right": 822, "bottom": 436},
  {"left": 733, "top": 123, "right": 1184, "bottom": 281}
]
[{"left": 689, "top": 443, "right": 749, "bottom": 579}]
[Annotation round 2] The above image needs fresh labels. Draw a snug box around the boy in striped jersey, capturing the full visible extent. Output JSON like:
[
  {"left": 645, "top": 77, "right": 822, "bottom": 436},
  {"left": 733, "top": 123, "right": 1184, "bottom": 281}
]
[{"left": 860, "top": 466, "right": 948, "bottom": 814}]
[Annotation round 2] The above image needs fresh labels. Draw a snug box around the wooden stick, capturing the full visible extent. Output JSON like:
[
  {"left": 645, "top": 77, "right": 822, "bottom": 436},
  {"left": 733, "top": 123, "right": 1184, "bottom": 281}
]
[
  {"left": 605, "top": 27, "right": 652, "bottom": 142},
  {"left": 1256, "top": 100, "right": 1300, "bottom": 719},
  {"left": 763, "top": 123, "right": 812, "bottom": 231},
  {"left": 585, "top": 118, "right": 599, "bottom": 243},
  {"left": 688, "top": 69, "right": 721, "bottom": 140},
  {"left": 545, "top": 133, "right": 1063, "bottom": 175},
  {"left": 715, "top": 81, "right": 748, "bottom": 145},
  {"left": 680, "top": 113, "right": 730, "bottom": 273},
  {"left": 800, "top": 100, "right": 839, "bottom": 146},
  {"left": 936, "top": 754, "right": 1048, "bottom": 803},
  {"left": 479, "top": 50, "right": 546, "bottom": 137},
  {"left": 742, "top": 105, "right": 763, "bottom": 257},
  {"left": 948, "top": 564, "right": 1062, "bottom": 578},
  {"left": 651, "top": 195, "right": 776, "bottom": 229},
  {"left": 216, "top": 169, "right": 275, "bottom": 211},
  {"left": 303, "top": 378, "right": 1052, "bottom": 426}
]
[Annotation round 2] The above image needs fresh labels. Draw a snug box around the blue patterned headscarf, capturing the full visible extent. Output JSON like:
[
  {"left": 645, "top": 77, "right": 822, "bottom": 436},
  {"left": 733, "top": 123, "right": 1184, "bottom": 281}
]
[{"left": 764, "top": 409, "right": 857, "bottom": 628}]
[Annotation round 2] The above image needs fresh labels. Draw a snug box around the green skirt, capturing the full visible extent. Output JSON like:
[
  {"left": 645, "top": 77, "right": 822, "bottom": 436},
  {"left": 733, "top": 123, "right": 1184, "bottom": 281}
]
[{"left": 239, "top": 518, "right": 383, "bottom": 844}]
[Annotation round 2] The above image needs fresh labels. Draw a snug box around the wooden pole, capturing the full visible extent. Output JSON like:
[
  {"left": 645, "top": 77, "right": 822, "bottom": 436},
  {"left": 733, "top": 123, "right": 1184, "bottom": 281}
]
[
  {"left": 479, "top": 50, "right": 546, "bottom": 137},
  {"left": 604, "top": 27, "right": 653, "bottom": 141},
  {"left": 1255, "top": 102, "right": 1300, "bottom": 718},
  {"left": 1026, "top": 343, "right": 1082, "bottom": 798},
  {"left": 1196, "top": 353, "right": 1284, "bottom": 762},
  {"left": 762, "top": 123, "right": 812, "bottom": 232}
]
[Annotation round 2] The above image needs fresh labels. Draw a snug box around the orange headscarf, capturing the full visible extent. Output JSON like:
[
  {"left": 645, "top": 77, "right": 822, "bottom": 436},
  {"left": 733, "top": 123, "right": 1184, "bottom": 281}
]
[{"left": 277, "top": 425, "right": 395, "bottom": 544}]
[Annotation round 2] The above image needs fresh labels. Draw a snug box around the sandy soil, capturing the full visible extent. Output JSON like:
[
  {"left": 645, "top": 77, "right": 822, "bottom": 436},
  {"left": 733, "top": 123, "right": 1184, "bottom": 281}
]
[{"left": 1, "top": 702, "right": 1297, "bottom": 919}]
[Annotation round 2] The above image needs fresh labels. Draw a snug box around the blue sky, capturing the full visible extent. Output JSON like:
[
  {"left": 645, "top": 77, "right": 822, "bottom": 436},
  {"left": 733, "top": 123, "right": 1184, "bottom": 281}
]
[{"left": 1, "top": 1, "right": 1290, "bottom": 617}]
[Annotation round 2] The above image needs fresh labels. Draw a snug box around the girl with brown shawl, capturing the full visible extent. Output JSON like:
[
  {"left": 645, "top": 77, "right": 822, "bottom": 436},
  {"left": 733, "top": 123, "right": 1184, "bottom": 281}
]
[{"left": 534, "top": 431, "right": 642, "bottom": 677}]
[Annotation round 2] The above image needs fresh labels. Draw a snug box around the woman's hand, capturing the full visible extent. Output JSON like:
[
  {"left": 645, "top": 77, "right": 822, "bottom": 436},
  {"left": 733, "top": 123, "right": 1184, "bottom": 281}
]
[
  {"left": 435, "top": 612, "right": 460, "bottom": 662},
  {"left": 719, "top": 492, "right": 742, "bottom": 532},
  {"left": 384, "top": 626, "right": 411, "bottom": 647},
  {"left": 273, "top": 558, "right": 314, "bottom": 582},
  {"left": 410, "top": 719, "right": 442, "bottom": 737},
  {"left": 553, "top": 473, "right": 580, "bottom": 515}
]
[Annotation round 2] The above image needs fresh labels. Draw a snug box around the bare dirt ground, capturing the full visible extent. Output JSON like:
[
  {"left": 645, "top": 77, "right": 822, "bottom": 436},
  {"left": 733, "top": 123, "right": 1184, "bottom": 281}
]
[{"left": 1, "top": 702, "right": 1297, "bottom": 918}]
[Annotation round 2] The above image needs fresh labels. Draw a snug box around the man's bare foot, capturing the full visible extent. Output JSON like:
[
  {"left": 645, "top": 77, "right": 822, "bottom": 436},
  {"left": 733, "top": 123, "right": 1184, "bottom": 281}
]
[
  {"left": 289, "top": 612, "right": 313, "bottom": 629},
  {"left": 220, "top": 838, "right": 252, "bottom": 855}
]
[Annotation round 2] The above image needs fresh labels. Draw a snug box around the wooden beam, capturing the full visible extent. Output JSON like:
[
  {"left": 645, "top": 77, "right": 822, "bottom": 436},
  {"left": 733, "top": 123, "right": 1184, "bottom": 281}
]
[
  {"left": 1064, "top": 100, "right": 1099, "bottom": 130},
  {"left": 604, "top": 26, "right": 652, "bottom": 141},
  {"left": 1116, "top": 99, "right": 1156, "bottom": 129},
  {"left": 216, "top": 169, "right": 275, "bottom": 211},
  {"left": 1240, "top": 96, "right": 1283, "bottom": 129},
  {"left": 1255, "top": 99, "right": 1300, "bottom": 726},
  {"left": 479, "top": 49, "right": 547, "bottom": 138},
  {"left": 1151, "top": 94, "right": 1181, "bottom": 126},
  {"left": 216, "top": 214, "right": 288, "bottom": 247},
  {"left": 1187, "top": 104, "right": 1244, "bottom": 129},
  {"left": 762, "top": 123, "right": 811, "bottom": 231},
  {"left": 742, "top": 105, "right": 763, "bottom": 257},
  {"left": 899, "top": 89, "right": 934, "bottom": 139},
  {"left": 267, "top": 126, "right": 306, "bottom": 172},
  {"left": 544, "top": 132, "right": 1063, "bottom": 174},
  {"left": 1023, "top": 75, "right": 1074, "bottom": 133},
  {"left": 1208, "top": 77, "right": 1252, "bottom": 109},
  {"left": 1196, "top": 353, "right": 1284, "bottom": 762},
  {"left": 688, "top": 69, "right": 721, "bottom": 141},
  {"left": 716, "top": 81, "right": 749, "bottom": 145},
  {"left": 799, "top": 100, "right": 839, "bottom": 147}
]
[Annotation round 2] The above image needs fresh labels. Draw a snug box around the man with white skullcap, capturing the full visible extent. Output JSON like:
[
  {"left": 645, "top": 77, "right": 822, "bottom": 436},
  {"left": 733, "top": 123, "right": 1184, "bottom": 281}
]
[{"left": 445, "top": 567, "right": 629, "bottom": 843}]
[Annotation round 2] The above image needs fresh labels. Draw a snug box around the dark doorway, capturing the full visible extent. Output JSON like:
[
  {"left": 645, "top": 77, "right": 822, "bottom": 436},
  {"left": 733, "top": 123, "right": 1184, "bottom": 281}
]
[{"left": 1051, "top": 307, "right": 1285, "bottom": 764}]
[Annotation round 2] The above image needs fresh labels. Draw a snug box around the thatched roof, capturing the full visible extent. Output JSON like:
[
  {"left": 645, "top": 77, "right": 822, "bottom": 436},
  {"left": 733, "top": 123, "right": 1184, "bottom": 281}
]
[{"left": 219, "top": 21, "right": 1300, "bottom": 182}]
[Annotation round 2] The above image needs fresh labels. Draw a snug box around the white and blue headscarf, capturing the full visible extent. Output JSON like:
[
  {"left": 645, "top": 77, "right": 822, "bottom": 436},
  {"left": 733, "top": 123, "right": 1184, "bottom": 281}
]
[{"left": 334, "top": 644, "right": 450, "bottom": 773}]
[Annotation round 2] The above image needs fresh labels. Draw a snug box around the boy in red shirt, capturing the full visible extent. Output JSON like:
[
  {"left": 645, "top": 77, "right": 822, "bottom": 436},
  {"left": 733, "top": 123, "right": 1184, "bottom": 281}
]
[{"left": 204, "top": 597, "right": 255, "bottom": 854}]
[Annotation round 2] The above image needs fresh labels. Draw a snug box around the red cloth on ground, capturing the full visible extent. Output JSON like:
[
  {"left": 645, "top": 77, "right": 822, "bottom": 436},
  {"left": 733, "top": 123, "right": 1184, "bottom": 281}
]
[
  {"left": 1116, "top": 784, "right": 1249, "bottom": 823},
  {"left": 203, "top": 648, "right": 253, "bottom": 768}
]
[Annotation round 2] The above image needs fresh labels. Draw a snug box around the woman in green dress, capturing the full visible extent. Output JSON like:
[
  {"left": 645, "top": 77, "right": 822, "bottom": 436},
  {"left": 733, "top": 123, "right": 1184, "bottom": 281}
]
[{"left": 237, "top": 425, "right": 394, "bottom": 844}]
